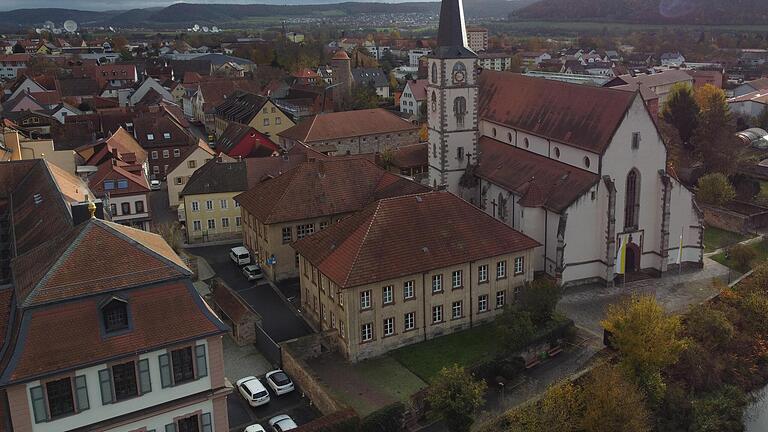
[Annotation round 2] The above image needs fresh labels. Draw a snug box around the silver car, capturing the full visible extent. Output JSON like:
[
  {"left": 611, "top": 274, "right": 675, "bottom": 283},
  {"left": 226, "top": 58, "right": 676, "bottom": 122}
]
[{"left": 243, "top": 264, "right": 264, "bottom": 281}]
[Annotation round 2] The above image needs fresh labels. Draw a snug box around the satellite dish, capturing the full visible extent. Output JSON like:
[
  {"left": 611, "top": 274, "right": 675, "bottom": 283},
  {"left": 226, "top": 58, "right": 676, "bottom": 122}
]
[
  {"left": 35, "top": 28, "right": 43, "bottom": 34},
  {"left": 192, "top": 24, "right": 200, "bottom": 32},
  {"left": 108, "top": 26, "right": 115, "bottom": 32},
  {"left": 201, "top": 26, "right": 209, "bottom": 32},
  {"left": 211, "top": 26, "right": 219, "bottom": 32},
  {"left": 44, "top": 20, "right": 55, "bottom": 30},
  {"left": 63, "top": 20, "right": 78, "bottom": 33},
  {"left": 52, "top": 28, "right": 62, "bottom": 34}
]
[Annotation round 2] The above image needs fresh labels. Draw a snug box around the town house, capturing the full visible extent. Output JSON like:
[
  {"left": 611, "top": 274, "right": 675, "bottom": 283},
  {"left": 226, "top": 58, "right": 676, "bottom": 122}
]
[
  {"left": 234, "top": 158, "right": 429, "bottom": 281},
  {"left": 0, "top": 159, "right": 230, "bottom": 432},
  {"left": 292, "top": 191, "right": 538, "bottom": 361}
]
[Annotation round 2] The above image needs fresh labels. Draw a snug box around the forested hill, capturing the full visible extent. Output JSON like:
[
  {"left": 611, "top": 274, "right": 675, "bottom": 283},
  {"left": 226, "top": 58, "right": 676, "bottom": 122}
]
[{"left": 514, "top": 0, "right": 768, "bottom": 25}]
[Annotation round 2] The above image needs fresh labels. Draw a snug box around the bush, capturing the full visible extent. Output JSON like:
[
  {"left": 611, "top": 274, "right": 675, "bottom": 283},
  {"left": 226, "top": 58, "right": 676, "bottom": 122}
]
[
  {"left": 359, "top": 402, "right": 405, "bottom": 432},
  {"left": 696, "top": 173, "right": 736, "bottom": 206},
  {"left": 496, "top": 307, "right": 535, "bottom": 355},
  {"left": 689, "top": 386, "right": 748, "bottom": 432},
  {"left": 519, "top": 278, "right": 561, "bottom": 324},
  {"left": 729, "top": 244, "right": 756, "bottom": 272}
]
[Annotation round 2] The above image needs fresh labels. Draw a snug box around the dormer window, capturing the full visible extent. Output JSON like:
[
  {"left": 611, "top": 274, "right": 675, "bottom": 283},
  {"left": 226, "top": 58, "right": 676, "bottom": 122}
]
[
  {"left": 102, "top": 297, "right": 129, "bottom": 333},
  {"left": 147, "top": 133, "right": 154, "bottom": 141},
  {"left": 163, "top": 132, "right": 171, "bottom": 139}
]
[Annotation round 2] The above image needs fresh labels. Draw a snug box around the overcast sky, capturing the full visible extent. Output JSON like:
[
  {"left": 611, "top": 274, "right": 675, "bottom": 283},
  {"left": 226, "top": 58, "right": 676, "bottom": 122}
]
[{"left": 1, "top": 0, "right": 424, "bottom": 11}]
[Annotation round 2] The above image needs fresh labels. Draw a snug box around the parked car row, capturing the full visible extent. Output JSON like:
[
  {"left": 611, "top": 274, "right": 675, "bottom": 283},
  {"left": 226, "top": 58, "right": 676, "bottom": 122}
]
[
  {"left": 230, "top": 246, "right": 265, "bottom": 281},
  {"left": 238, "top": 369, "right": 298, "bottom": 432}
]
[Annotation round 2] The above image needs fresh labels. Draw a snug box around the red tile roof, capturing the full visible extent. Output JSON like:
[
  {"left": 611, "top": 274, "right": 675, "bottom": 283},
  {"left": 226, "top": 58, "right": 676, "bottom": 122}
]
[
  {"left": 2, "top": 280, "right": 224, "bottom": 384},
  {"left": 235, "top": 158, "right": 429, "bottom": 224},
  {"left": 293, "top": 191, "right": 539, "bottom": 288},
  {"left": 388, "top": 143, "right": 427, "bottom": 169},
  {"left": 476, "top": 136, "right": 599, "bottom": 212},
  {"left": 88, "top": 160, "right": 150, "bottom": 197},
  {"left": 478, "top": 71, "right": 636, "bottom": 154},
  {"left": 404, "top": 79, "right": 428, "bottom": 101},
  {"left": 12, "top": 218, "right": 189, "bottom": 308},
  {"left": 278, "top": 109, "right": 418, "bottom": 144}
]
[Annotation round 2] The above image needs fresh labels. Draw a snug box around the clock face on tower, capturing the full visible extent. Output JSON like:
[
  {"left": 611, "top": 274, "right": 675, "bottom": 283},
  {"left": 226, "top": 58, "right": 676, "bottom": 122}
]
[{"left": 452, "top": 62, "right": 467, "bottom": 85}]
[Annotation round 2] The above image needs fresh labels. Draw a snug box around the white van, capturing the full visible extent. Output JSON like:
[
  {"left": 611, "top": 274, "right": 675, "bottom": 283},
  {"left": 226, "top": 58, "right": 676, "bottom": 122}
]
[{"left": 229, "top": 246, "right": 251, "bottom": 265}]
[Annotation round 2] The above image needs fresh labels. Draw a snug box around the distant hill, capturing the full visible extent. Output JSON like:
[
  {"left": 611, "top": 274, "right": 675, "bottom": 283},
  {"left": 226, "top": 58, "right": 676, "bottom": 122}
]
[
  {"left": 514, "top": 0, "right": 768, "bottom": 25},
  {"left": 0, "top": 0, "right": 533, "bottom": 30}
]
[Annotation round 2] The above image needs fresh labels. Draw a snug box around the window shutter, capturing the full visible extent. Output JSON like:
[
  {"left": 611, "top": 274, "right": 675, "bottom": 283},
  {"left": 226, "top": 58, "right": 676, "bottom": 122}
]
[
  {"left": 201, "top": 412, "right": 212, "bottom": 432},
  {"left": 195, "top": 345, "right": 207, "bottom": 378},
  {"left": 74, "top": 375, "right": 90, "bottom": 411},
  {"left": 29, "top": 386, "right": 48, "bottom": 423},
  {"left": 138, "top": 358, "right": 152, "bottom": 394},
  {"left": 98, "top": 368, "right": 114, "bottom": 404},
  {"left": 165, "top": 423, "right": 177, "bottom": 432},
  {"left": 159, "top": 353, "right": 172, "bottom": 388}
]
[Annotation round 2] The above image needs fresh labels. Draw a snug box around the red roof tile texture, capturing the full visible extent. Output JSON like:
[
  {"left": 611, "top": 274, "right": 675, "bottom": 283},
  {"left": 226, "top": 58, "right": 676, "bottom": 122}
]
[
  {"left": 279, "top": 109, "right": 418, "bottom": 143},
  {"left": 235, "top": 158, "right": 429, "bottom": 224},
  {"left": 13, "top": 219, "right": 189, "bottom": 308},
  {"left": 478, "top": 71, "right": 636, "bottom": 154},
  {"left": 5, "top": 281, "right": 222, "bottom": 383},
  {"left": 476, "top": 136, "right": 599, "bottom": 212},
  {"left": 293, "top": 191, "right": 540, "bottom": 288}
]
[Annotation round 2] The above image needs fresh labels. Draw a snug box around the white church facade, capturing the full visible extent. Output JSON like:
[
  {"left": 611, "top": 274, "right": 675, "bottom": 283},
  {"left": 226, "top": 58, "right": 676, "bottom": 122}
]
[{"left": 426, "top": 0, "right": 704, "bottom": 287}]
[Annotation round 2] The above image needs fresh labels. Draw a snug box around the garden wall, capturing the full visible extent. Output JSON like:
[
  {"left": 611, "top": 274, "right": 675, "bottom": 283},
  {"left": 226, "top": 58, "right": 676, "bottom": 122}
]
[
  {"left": 281, "top": 331, "right": 349, "bottom": 415},
  {"left": 702, "top": 202, "right": 768, "bottom": 234}
]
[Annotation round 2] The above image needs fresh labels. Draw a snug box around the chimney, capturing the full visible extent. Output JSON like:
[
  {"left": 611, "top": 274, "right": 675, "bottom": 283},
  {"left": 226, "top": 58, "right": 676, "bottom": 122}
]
[
  {"left": 3, "top": 130, "right": 21, "bottom": 161},
  {"left": 111, "top": 147, "right": 119, "bottom": 159}
]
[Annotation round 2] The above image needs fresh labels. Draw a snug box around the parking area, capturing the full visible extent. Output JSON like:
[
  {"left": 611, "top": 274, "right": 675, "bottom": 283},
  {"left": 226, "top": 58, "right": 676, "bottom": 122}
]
[
  {"left": 191, "top": 245, "right": 313, "bottom": 343},
  {"left": 227, "top": 379, "right": 319, "bottom": 432}
]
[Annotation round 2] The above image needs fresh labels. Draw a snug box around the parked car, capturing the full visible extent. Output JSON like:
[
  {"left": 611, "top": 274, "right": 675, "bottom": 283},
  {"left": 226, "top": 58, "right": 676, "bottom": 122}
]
[
  {"left": 268, "top": 415, "right": 298, "bottom": 432},
  {"left": 244, "top": 424, "right": 266, "bottom": 432},
  {"left": 150, "top": 179, "right": 161, "bottom": 190},
  {"left": 230, "top": 246, "right": 251, "bottom": 265},
  {"left": 265, "top": 370, "right": 295, "bottom": 396},
  {"left": 236, "top": 376, "right": 270, "bottom": 407},
  {"left": 243, "top": 264, "right": 264, "bottom": 281}
]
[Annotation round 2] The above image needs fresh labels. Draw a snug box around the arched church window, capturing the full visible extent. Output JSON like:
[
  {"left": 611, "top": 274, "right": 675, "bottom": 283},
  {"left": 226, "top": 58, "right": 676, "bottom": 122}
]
[
  {"left": 554, "top": 147, "right": 561, "bottom": 158},
  {"left": 452, "top": 62, "right": 467, "bottom": 85},
  {"left": 624, "top": 168, "right": 641, "bottom": 229},
  {"left": 453, "top": 97, "right": 466, "bottom": 128},
  {"left": 498, "top": 193, "right": 507, "bottom": 222},
  {"left": 431, "top": 92, "right": 437, "bottom": 112},
  {"left": 431, "top": 63, "right": 438, "bottom": 84}
]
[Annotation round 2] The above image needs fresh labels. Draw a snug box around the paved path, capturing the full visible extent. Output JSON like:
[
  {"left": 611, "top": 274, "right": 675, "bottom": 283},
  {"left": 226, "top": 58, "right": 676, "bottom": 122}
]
[
  {"left": 558, "top": 257, "right": 731, "bottom": 341},
  {"left": 191, "top": 245, "right": 313, "bottom": 343}
]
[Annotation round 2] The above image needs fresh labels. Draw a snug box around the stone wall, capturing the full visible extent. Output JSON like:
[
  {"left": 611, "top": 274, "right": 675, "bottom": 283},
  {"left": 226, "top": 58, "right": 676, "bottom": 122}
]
[
  {"left": 280, "top": 332, "right": 348, "bottom": 415},
  {"left": 702, "top": 204, "right": 752, "bottom": 234}
]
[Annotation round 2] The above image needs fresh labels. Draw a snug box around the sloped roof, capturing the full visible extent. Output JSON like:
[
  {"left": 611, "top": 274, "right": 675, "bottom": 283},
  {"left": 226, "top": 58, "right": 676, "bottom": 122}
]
[
  {"left": 180, "top": 158, "right": 248, "bottom": 196},
  {"left": 235, "top": 158, "right": 429, "bottom": 224},
  {"left": 55, "top": 77, "right": 101, "bottom": 97},
  {"left": 279, "top": 109, "right": 418, "bottom": 143},
  {"left": 404, "top": 79, "right": 428, "bottom": 101},
  {"left": 88, "top": 161, "right": 150, "bottom": 197},
  {"left": 389, "top": 143, "right": 427, "bottom": 169},
  {"left": 12, "top": 218, "right": 189, "bottom": 308},
  {"left": 293, "top": 191, "right": 539, "bottom": 288},
  {"left": 615, "top": 70, "right": 693, "bottom": 89},
  {"left": 476, "top": 136, "right": 599, "bottom": 212},
  {"left": 352, "top": 68, "right": 388, "bottom": 88},
  {"left": 1, "top": 280, "right": 224, "bottom": 384},
  {"left": 214, "top": 91, "right": 270, "bottom": 124},
  {"left": 478, "top": 71, "right": 636, "bottom": 154},
  {"left": 217, "top": 123, "right": 278, "bottom": 158}
]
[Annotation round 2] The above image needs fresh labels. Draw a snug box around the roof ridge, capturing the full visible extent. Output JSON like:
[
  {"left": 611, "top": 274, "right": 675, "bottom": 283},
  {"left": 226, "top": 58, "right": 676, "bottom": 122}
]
[
  {"left": 264, "top": 165, "right": 303, "bottom": 223},
  {"left": 340, "top": 200, "right": 381, "bottom": 288},
  {"left": 95, "top": 219, "right": 191, "bottom": 275},
  {"left": 21, "top": 223, "right": 90, "bottom": 308}
]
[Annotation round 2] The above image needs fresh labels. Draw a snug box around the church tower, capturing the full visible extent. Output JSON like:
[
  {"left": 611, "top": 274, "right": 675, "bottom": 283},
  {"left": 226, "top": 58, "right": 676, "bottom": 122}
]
[{"left": 426, "top": 0, "right": 478, "bottom": 194}]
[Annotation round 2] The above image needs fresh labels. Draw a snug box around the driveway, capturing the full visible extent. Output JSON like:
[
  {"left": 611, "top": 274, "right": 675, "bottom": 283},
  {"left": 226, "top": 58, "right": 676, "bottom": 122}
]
[
  {"left": 191, "top": 245, "right": 313, "bottom": 343},
  {"left": 558, "top": 257, "right": 731, "bottom": 338},
  {"left": 148, "top": 181, "right": 177, "bottom": 228},
  {"left": 227, "top": 382, "right": 319, "bottom": 432}
]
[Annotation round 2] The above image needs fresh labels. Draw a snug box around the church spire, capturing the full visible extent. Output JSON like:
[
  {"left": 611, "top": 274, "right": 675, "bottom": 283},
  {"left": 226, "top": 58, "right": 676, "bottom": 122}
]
[{"left": 435, "top": 0, "right": 476, "bottom": 58}]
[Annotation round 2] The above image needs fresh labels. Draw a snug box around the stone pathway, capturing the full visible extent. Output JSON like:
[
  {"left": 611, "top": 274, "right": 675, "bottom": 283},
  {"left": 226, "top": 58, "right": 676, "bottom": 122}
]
[
  {"left": 222, "top": 335, "right": 272, "bottom": 385},
  {"left": 558, "top": 257, "right": 731, "bottom": 341}
]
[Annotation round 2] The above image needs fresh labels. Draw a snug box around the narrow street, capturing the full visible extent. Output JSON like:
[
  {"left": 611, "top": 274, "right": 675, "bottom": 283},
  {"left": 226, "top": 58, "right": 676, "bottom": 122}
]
[{"left": 191, "top": 244, "right": 313, "bottom": 343}]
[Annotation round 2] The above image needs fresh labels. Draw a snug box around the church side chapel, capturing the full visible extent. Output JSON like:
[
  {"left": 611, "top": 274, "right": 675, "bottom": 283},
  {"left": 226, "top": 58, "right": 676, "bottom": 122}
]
[{"left": 426, "top": 0, "right": 704, "bottom": 287}]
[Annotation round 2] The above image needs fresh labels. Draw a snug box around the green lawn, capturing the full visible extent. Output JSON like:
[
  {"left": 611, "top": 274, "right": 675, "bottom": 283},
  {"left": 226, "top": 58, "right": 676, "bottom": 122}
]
[
  {"left": 703, "top": 226, "right": 749, "bottom": 253},
  {"left": 391, "top": 324, "right": 502, "bottom": 382},
  {"left": 711, "top": 238, "right": 768, "bottom": 270}
]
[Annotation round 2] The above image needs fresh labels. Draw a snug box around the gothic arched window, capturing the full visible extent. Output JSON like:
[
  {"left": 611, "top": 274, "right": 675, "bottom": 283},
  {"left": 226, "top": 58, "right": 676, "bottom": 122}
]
[
  {"left": 624, "top": 168, "right": 640, "bottom": 229},
  {"left": 431, "top": 92, "right": 437, "bottom": 112},
  {"left": 453, "top": 97, "right": 466, "bottom": 128},
  {"left": 431, "top": 63, "right": 438, "bottom": 84}
]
